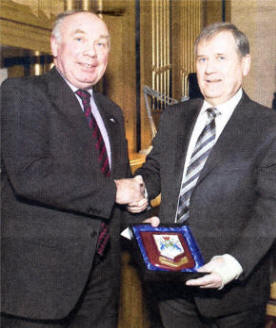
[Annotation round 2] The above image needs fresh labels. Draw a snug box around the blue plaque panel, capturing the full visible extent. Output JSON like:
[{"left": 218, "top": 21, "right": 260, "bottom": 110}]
[{"left": 131, "top": 224, "right": 205, "bottom": 281}]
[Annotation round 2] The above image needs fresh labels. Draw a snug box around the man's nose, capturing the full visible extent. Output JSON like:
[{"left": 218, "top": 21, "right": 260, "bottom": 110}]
[
  {"left": 205, "top": 59, "right": 216, "bottom": 73},
  {"left": 84, "top": 43, "right": 97, "bottom": 57}
]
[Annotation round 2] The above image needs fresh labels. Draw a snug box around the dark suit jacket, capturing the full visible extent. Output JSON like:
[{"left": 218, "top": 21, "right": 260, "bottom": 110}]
[
  {"left": 136, "top": 93, "right": 276, "bottom": 317},
  {"left": 1, "top": 68, "right": 131, "bottom": 320}
]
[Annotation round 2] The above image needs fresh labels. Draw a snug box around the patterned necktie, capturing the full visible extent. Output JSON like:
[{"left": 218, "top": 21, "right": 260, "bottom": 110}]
[
  {"left": 176, "top": 107, "right": 219, "bottom": 223},
  {"left": 76, "top": 89, "right": 110, "bottom": 177},
  {"left": 76, "top": 89, "right": 110, "bottom": 257}
]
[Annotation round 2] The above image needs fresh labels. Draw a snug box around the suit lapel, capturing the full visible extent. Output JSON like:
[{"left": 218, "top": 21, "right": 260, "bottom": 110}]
[
  {"left": 172, "top": 99, "right": 203, "bottom": 202},
  {"left": 175, "top": 99, "right": 203, "bottom": 172},
  {"left": 175, "top": 100, "right": 202, "bottom": 175},
  {"left": 45, "top": 68, "right": 98, "bottom": 159}
]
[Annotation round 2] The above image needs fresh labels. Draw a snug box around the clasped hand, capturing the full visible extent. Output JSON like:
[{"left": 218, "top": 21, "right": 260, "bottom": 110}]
[{"left": 115, "top": 176, "right": 148, "bottom": 212}]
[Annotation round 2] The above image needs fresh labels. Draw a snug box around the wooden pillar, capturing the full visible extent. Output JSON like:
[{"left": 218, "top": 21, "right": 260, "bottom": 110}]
[
  {"left": 230, "top": 0, "right": 276, "bottom": 108},
  {"left": 171, "top": 0, "right": 202, "bottom": 100}
]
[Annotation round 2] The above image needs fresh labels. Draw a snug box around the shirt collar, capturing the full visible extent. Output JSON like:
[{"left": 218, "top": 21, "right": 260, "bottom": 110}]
[{"left": 201, "top": 88, "right": 243, "bottom": 116}]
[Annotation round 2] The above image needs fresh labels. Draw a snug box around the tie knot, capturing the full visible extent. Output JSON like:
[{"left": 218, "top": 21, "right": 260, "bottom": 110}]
[
  {"left": 76, "top": 89, "right": 91, "bottom": 102},
  {"left": 206, "top": 107, "right": 219, "bottom": 119}
]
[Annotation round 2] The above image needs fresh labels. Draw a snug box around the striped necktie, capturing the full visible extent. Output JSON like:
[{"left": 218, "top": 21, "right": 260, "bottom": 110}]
[
  {"left": 176, "top": 107, "right": 219, "bottom": 223},
  {"left": 76, "top": 89, "right": 110, "bottom": 177},
  {"left": 76, "top": 89, "right": 110, "bottom": 257}
]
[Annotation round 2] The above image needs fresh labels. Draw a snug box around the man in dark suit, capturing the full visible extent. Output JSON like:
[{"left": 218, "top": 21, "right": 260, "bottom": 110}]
[
  {"left": 132, "top": 23, "right": 276, "bottom": 327},
  {"left": 1, "top": 10, "right": 146, "bottom": 328}
]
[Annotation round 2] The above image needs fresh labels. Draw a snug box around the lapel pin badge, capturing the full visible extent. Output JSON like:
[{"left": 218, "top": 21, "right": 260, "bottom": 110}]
[{"left": 110, "top": 118, "right": 116, "bottom": 123}]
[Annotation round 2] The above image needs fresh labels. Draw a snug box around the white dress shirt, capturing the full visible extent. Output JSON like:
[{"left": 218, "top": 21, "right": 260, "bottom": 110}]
[{"left": 182, "top": 88, "right": 242, "bottom": 178}]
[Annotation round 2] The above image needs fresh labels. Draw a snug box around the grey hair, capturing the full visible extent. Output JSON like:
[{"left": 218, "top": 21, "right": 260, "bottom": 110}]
[
  {"left": 51, "top": 10, "right": 107, "bottom": 44},
  {"left": 194, "top": 22, "right": 250, "bottom": 57}
]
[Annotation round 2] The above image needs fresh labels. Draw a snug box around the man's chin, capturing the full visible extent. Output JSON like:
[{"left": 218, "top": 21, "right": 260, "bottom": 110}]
[
  {"left": 75, "top": 79, "right": 100, "bottom": 89},
  {"left": 203, "top": 94, "right": 224, "bottom": 106}
]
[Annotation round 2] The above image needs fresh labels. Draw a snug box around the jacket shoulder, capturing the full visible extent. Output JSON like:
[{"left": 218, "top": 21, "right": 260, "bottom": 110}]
[
  {"left": 1, "top": 73, "right": 50, "bottom": 97},
  {"left": 242, "top": 94, "right": 276, "bottom": 125},
  {"left": 160, "top": 97, "right": 202, "bottom": 122}
]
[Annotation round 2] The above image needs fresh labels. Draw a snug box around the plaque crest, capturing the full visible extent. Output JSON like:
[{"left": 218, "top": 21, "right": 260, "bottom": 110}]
[{"left": 153, "top": 234, "right": 184, "bottom": 260}]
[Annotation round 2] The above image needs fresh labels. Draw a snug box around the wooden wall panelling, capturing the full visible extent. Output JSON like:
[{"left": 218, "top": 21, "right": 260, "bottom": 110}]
[
  {"left": 102, "top": 0, "right": 137, "bottom": 154},
  {"left": 203, "top": 0, "right": 223, "bottom": 26},
  {"left": 140, "top": 0, "right": 154, "bottom": 151},
  {"left": 230, "top": 0, "right": 276, "bottom": 108},
  {"left": 140, "top": 0, "right": 172, "bottom": 151},
  {"left": 202, "top": 0, "right": 231, "bottom": 26},
  {"left": 171, "top": 0, "right": 202, "bottom": 100},
  {"left": 119, "top": 250, "right": 150, "bottom": 328},
  {"left": 0, "top": 19, "right": 51, "bottom": 54},
  {"left": 0, "top": 0, "right": 64, "bottom": 53}
]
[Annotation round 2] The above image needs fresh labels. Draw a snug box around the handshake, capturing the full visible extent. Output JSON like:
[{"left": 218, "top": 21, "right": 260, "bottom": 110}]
[{"left": 114, "top": 176, "right": 148, "bottom": 213}]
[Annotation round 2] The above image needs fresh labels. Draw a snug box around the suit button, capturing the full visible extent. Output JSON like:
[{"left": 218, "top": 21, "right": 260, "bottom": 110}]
[{"left": 90, "top": 231, "right": 97, "bottom": 238}]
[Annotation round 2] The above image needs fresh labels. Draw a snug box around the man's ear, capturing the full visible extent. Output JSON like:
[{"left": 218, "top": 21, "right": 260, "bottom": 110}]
[
  {"left": 242, "top": 54, "right": 251, "bottom": 77},
  {"left": 50, "top": 36, "right": 58, "bottom": 57}
]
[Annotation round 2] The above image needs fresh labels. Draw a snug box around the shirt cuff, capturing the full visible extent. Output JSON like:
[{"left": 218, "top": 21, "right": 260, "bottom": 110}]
[{"left": 212, "top": 254, "right": 243, "bottom": 289}]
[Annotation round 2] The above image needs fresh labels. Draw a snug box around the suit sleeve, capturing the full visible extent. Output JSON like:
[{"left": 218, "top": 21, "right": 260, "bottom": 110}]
[
  {"left": 1, "top": 78, "right": 119, "bottom": 219},
  {"left": 230, "top": 134, "right": 276, "bottom": 279},
  {"left": 135, "top": 110, "right": 171, "bottom": 199}
]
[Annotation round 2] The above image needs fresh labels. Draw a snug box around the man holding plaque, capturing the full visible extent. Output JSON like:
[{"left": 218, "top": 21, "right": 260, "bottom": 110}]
[{"left": 131, "top": 23, "right": 276, "bottom": 327}]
